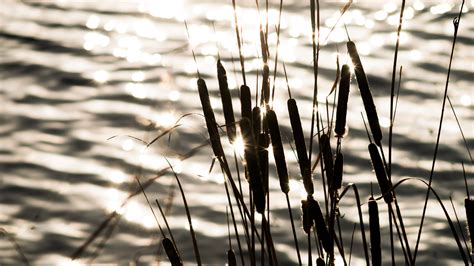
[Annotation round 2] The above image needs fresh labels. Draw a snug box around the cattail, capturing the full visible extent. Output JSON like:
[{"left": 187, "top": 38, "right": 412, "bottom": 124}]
[
  {"left": 262, "top": 64, "right": 270, "bottom": 105},
  {"left": 333, "top": 151, "right": 343, "bottom": 191},
  {"left": 466, "top": 197, "right": 474, "bottom": 252},
  {"left": 288, "top": 98, "right": 313, "bottom": 195},
  {"left": 308, "top": 196, "right": 331, "bottom": 254},
  {"left": 347, "top": 41, "right": 383, "bottom": 146},
  {"left": 259, "top": 133, "right": 269, "bottom": 193},
  {"left": 368, "top": 196, "right": 381, "bottom": 266},
  {"left": 316, "top": 257, "right": 325, "bottom": 266},
  {"left": 198, "top": 78, "right": 224, "bottom": 157},
  {"left": 335, "top": 64, "right": 351, "bottom": 138},
  {"left": 320, "top": 134, "right": 334, "bottom": 192},
  {"left": 252, "top": 107, "right": 261, "bottom": 145},
  {"left": 227, "top": 249, "right": 237, "bottom": 266},
  {"left": 240, "top": 84, "right": 252, "bottom": 122},
  {"left": 267, "top": 110, "right": 290, "bottom": 194},
  {"left": 217, "top": 60, "right": 236, "bottom": 143},
  {"left": 240, "top": 118, "right": 265, "bottom": 213},
  {"left": 162, "top": 237, "right": 183, "bottom": 266},
  {"left": 301, "top": 199, "right": 313, "bottom": 234},
  {"left": 368, "top": 143, "right": 393, "bottom": 203}
]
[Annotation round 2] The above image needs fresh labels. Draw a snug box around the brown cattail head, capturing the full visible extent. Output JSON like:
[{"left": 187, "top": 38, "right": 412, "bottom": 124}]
[
  {"left": 217, "top": 60, "right": 236, "bottom": 143},
  {"left": 240, "top": 118, "right": 265, "bottom": 213},
  {"left": 347, "top": 41, "right": 383, "bottom": 146},
  {"left": 198, "top": 78, "right": 224, "bottom": 157},
  {"left": 333, "top": 151, "right": 343, "bottom": 191},
  {"left": 368, "top": 196, "right": 381, "bottom": 266},
  {"left": 335, "top": 64, "right": 351, "bottom": 138},
  {"left": 227, "top": 249, "right": 237, "bottom": 266},
  {"left": 308, "top": 196, "right": 331, "bottom": 254},
  {"left": 240, "top": 84, "right": 252, "bottom": 122},
  {"left": 259, "top": 133, "right": 269, "bottom": 194},
  {"left": 288, "top": 98, "right": 313, "bottom": 195},
  {"left": 465, "top": 197, "right": 474, "bottom": 252},
  {"left": 320, "top": 134, "right": 334, "bottom": 192},
  {"left": 267, "top": 110, "right": 290, "bottom": 194},
  {"left": 262, "top": 64, "right": 270, "bottom": 105},
  {"left": 316, "top": 258, "right": 325, "bottom": 266},
  {"left": 162, "top": 237, "right": 183, "bottom": 266},
  {"left": 301, "top": 199, "right": 313, "bottom": 234},
  {"left": 368, "top": 143, "right": 393, "bottom": 204},
  {"left": 252, "top": 107, "right": 261, "bottom": 145}
]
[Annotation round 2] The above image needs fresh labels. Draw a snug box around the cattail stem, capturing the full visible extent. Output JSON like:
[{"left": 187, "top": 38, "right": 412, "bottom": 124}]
[
  {"left": 286, "top": 193, "right": 302, "bottom": 265},
  {"left": 413, "top": 2, "right": 465, "bottom": 262}
]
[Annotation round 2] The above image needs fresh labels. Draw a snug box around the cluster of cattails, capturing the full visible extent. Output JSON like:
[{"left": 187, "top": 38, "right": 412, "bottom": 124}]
[
  {"left": 67, "top": 2, "right": 472, "bottom": 265},
  {"left": 181, "top": 1, "right": 471, "bottom": 264}
]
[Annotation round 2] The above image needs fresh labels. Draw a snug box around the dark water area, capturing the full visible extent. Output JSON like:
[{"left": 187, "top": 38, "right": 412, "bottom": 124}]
[{"left": 0, "top": 0, "right": 472, "bottom": 265}]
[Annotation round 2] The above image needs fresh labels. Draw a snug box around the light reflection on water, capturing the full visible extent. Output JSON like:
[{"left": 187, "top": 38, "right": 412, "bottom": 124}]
[{"left": 1, "top": 0, "right": 473, "bottom": 264}]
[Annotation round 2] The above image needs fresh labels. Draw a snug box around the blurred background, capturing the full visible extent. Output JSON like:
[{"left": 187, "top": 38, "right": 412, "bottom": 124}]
[{"left": 0, "top": 0, "right": 472, "bottom": 264}]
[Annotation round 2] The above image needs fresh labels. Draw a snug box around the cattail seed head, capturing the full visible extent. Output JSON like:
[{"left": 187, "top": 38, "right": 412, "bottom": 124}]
[
  {"left": 320, "top": 134, "right": 334, "bottom": 192},
  {"left": 335, "top": 64, "right": 351, "bottom": 137},
  {"left": 259, "top": 133, "right": 269, "bottom": 194},
  {"left": 240, "top": 118, "right": 265, "bottom": 213},
  {"left": 217, "top": 60, "right": 236, "bottom": 143},
  {"left": 316, "top": 258, "right": 325, "bottom": 266},
  {"left": 368, "top": 196, "right": 381, "bottom": 266},
  {"left": 262, "top": 64, "right": 270, "bottom": 105},
  {"left": 227, "top": 249, "right": 237, "bottom": 266},
  {"left": 288, "top": 98, "right": 313, "bottom": 195},
  {"left": 240, "top": 84, "right": 252, "bottom": 122},
  {"left": 267, "top": 110, "right": 290, "bottom": 194},
  {"left": 252, "top": 107, "right": 261, "bottom": 145},
  {"left": 347, "top": 41, "right": 383, "bottom": 146},
  {"left": 368, "top": 143, "right": 393, "bottom": 203},
  {"left": 333, "top": 151, "right": 343, "bottom": 191},
  {"left": 198, "top": 78, "right": 224, "bottom": 157},
  {"left": 308, "top": 196, "right": 331, "bottom": 254},
  {"left": 162, "top": 237, "right": 183, "bottom": 266},
  {"left": 301, "top": 199, "right": 313, "bottom": 234}
]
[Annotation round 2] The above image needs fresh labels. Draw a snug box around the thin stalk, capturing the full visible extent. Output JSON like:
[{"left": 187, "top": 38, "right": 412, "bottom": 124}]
[
  {"left": 165, "top": 158, "right": 201, "bottom": 265},
  {"left": 413, "top": 2, "right": 465, "bottom": 262},
  {"left": 286, "top": 193, "right": 302, "bottom": 265}
]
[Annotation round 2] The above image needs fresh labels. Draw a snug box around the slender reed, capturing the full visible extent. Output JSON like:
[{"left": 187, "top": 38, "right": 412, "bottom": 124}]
[
  {"left": 413, "top": 2, "right": 465, "bottom": 262},
  {"left": 166, "top": 159, "right": 201, "bottom": 265}
]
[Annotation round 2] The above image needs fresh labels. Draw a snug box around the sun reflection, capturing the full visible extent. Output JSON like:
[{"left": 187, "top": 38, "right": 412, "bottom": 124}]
[
  {"left": 93, "top": 70, "right": 109, "bottom": 84},
  {"left": 413, "top": 0, "right": 425, "bottom": 11},
  {"left": 125, "top": 83, "right": 147, "bottom": 99},
  {"left": 121, "top": 139, "right": 135, "bottom": 151},
  {"left": 131, "top": 71, "right": 145, "bottom": 82},
  {"left": 154, "top": 112, "right": 177, "bottom": 128},
  {"left": 233, "top": 134, "right": 245, "bottom": 157},
  {"left": 86, "top": 15, "right": 100, "bottom": 30},
  {"left": 460, "top": 95, "right": 471, "bottom": 107},
  {"left": 109, "top": 170, "right": 128, "bottom": 184},
  {"left": 379, "top": 116, "right": 391, "bottom": 128},
  {"left": 169, "top": 90, "right": 181, "bottom": 102}
]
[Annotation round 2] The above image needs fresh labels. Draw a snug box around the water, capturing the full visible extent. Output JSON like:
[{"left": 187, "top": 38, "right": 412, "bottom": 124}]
[{"left": 0, "top": 0, "right": 472, "bottom": 264}]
